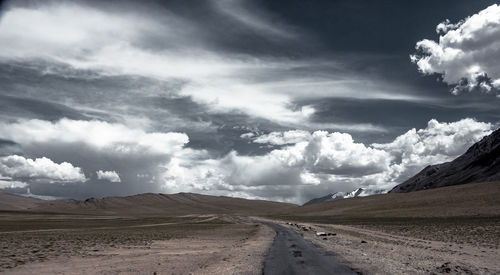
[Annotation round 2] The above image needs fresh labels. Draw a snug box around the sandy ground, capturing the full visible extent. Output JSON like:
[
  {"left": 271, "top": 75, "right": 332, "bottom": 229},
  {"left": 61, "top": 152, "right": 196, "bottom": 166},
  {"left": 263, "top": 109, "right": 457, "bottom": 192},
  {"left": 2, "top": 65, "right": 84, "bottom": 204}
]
[
  {"left": 2, "top": 216, "right": 275, "bottom": 275},
  {"left": 281, "top": 221, "right": 500, "bottom": 274}
]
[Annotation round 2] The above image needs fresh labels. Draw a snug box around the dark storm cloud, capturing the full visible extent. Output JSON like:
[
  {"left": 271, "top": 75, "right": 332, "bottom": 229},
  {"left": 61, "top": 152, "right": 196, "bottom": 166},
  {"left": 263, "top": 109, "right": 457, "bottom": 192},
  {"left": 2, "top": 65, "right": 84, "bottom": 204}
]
[
  {"left": 0, "top": 139, "right": 21, "bottom": 157},
  {"left": 260, "top": 0, "right": 499, "bottom": 53},
  {"left": 0, "top": 94, "right": 89, "bottom": 121}
]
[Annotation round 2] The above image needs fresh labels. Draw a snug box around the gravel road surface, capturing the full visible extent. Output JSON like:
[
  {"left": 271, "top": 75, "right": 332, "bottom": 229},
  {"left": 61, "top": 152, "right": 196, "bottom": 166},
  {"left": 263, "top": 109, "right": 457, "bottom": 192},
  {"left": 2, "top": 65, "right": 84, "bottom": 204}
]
[{"left": 262, "top": 221, "right": 355, "bottom": 275}]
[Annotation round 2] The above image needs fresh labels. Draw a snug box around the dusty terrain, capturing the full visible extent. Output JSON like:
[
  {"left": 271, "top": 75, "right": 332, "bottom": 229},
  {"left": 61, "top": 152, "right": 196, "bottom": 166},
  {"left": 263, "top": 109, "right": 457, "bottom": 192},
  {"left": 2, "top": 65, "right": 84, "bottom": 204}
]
[
  {"left": 0, "top": 213, "right": 274, "bottom": 274},
  {"left": 1, "top": 182, "right": 499, "bottom": 274},
  {"left": 0, "top": 191, "right": 290, "bottom": 274}
]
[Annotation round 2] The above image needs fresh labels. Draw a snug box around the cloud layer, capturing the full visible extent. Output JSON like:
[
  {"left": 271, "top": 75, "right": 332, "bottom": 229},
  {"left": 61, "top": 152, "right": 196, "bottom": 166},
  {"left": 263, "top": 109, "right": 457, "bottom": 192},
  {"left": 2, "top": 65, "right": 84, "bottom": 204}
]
[
  {"left": 163, "top": 118, "right": 493, "bottom": 203},
  {"left": 0, "top": 115, "right": 494, "bottom": 203},
  {"left": 411, "top": 4, "right": 500, "bottom": 95},
  {"left": 0, "top": 1, "right": 427, "bottom": 130},
  {"left": 0, "top": 118, "right": 189, "bottom": 155}
]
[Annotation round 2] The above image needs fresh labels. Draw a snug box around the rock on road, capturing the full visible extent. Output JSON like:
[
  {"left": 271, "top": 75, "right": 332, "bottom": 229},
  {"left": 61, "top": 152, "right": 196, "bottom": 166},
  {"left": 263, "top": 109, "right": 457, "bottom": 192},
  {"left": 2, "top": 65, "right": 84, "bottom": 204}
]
[{"left": 261, "top": 221, "right": 356, "bottom": 275}]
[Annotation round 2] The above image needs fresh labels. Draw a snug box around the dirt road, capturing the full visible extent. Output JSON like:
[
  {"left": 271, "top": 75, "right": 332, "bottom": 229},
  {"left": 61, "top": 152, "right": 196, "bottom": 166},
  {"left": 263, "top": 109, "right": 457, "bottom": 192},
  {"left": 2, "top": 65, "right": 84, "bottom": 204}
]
[{"left": 261, "top": 221, "right": 355, "bottom": 275}]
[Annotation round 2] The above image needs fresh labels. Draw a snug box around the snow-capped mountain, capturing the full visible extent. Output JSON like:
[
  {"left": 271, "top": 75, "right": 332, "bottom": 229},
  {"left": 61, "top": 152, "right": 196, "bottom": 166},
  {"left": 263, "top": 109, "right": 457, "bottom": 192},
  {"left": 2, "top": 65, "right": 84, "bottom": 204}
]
[
  {"left": 303, "top": 188, "right": 384, "bottom": 206},
  {"left": 330, "top": 188, "right": 364, "bottom": 200}
]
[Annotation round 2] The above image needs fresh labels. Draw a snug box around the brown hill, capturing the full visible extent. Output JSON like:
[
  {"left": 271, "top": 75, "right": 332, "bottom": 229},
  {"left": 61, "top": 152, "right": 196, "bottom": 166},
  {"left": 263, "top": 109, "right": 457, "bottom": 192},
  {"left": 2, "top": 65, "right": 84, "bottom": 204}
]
[
  {"left": 285, "top": 181, "right": 500, "bottom": 218},
  {"left": 0, "top": 190, "right": 42, "bottom": 211},
  {"left": 391, "top": 127, "right": 500, "bottom": 193},
  {"left": 0, "top": 191, "right": 297, "bottom": 216}
]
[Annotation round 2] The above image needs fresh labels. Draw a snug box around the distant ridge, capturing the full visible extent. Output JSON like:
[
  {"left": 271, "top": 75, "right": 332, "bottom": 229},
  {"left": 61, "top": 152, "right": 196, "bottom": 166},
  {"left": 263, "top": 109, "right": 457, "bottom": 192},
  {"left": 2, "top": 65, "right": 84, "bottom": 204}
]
[
  {"left": 0, "top": 191, "right": 297, "bottom": 216},
  {"left": 390, "top": 127, "right": 500, "bottom": 193}
]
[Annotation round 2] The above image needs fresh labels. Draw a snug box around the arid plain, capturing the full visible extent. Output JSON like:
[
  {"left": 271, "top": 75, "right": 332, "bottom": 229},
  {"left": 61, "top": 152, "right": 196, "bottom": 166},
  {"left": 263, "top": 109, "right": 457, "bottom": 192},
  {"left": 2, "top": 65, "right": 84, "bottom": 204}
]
[{"left": 1, "top": 182, "right": 499, "bottom": 274}]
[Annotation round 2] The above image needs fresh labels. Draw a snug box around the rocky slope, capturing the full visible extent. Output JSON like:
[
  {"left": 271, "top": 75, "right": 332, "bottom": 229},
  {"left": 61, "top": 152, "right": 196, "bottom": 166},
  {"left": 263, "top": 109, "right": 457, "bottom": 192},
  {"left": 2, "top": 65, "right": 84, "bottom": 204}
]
[{"left": 390, "top": 127, "right": 500, "bottom": 193}]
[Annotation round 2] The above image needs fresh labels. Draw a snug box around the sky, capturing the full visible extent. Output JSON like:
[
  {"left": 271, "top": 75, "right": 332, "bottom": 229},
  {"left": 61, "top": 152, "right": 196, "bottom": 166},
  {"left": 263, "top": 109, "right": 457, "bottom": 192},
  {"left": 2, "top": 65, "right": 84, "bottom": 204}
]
[{"left": 0, "top": 0, "right": 499, "bottom": 204}]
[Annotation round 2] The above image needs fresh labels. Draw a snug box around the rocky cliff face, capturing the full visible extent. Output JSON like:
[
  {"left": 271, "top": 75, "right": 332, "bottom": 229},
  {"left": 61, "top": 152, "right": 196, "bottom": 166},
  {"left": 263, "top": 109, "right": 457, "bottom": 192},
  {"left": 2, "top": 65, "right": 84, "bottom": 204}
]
[{"left": 390, "top": 128, "right": 500, "bottom": 193}]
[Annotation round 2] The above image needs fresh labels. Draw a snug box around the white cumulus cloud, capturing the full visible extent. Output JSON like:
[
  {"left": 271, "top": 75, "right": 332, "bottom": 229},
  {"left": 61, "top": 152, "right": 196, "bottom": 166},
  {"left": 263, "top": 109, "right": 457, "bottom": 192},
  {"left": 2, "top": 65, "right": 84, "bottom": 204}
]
[
  {"left": 96, "top": 170, "right": 121, "bottom": 183},
  {"left": 411, "top": 4, "right": 500, "bottom": 95},
  {"left": 301, "top": 131, "right": 391, "bottom": 176},
  {"left": 0, "top": 155, "right": 86, "bottom": 184},
  {"left": 162, "top": 129, "right": 392, "bottom": 202}
]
